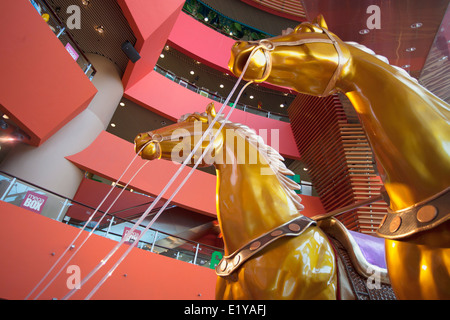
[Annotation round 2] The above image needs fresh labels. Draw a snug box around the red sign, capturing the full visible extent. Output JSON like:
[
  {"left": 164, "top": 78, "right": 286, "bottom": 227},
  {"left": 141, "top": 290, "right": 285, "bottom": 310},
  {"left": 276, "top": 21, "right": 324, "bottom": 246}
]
[
  {"left": 122, "top": 227, "right": 142, "bottom": 245},
  {"left": 20, "top": 191, "right": 48, "bottom": 214}
]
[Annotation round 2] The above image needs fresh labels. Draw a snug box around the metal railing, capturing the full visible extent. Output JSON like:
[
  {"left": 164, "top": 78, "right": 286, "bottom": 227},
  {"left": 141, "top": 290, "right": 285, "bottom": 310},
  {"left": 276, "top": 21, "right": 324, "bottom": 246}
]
[
  {"left": 0, "top": 171, "right": 224, "bottom": 270},
  {"left": 154, "top": 64, "right": 290, "bottom": 122}
]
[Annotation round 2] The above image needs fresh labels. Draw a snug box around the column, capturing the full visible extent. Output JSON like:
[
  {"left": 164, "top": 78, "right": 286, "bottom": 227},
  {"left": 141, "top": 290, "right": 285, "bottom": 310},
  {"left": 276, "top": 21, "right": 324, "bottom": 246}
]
[{"left": 0, "top": 54, "right": 123, "bottom": 200}]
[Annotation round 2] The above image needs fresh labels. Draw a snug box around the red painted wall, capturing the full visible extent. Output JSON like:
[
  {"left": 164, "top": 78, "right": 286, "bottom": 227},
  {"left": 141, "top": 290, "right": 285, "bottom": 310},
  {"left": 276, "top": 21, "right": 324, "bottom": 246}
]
[
  {"left": 0, "top": 1, "right": 97, "bottom": 146},
  {"left": 67, "top": 131, "right": 217, "bottom": 217},
  {"left": 167, "top": 12, "right": 293, "bottom": 93},
  {"left": 119, "top": 0, "right": 185, "bottom": 91},
  {"left": 66, "top": 177, "right": 167, "bottom": 222},
  {"left": 0, "top": 201, "right": 217, "bottom": 300},
  {"left": 168, "top": 12, "right": 233, "bottom": 74}
]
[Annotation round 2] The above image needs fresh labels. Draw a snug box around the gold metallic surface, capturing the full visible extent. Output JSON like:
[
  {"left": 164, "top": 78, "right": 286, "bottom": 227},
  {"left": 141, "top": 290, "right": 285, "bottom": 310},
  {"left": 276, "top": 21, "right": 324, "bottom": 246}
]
[
  {"left": 389, "top": 216, "right": 402, "bottom": 233},
  {"left": 228, "top": 15, "right": 450, "bottom": 299},
  {"left": 416, "top": 205, "right": 438, "bottom": 223},
  {"left": 385, "top": 221, "right": 450, "bottom": 299},
  {"left": 135, "top": 104, "right": 337, "bottom": 299}
]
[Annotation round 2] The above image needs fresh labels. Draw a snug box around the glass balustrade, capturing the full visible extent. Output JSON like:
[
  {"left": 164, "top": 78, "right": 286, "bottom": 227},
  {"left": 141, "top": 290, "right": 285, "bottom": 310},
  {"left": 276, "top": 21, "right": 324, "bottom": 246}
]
[
  {"left": 0, "top": 171, "right": 223, "bottom": 270},
  {"left": 183, "top": 0, "right": 273, "bottom": 41}
]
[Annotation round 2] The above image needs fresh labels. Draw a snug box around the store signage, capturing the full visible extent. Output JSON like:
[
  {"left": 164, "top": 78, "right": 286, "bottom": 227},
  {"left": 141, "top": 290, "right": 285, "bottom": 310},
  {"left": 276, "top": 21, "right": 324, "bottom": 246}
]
[
  {"left": 209, "top": 251, "right": 223, "bottom": 269},
  {"left": 122, "top": 227, "right": 142, "bottom": 245},
  {"left": 20, "top": 191, "right": 48, "bottom": 214},
  {"left": 65, "top": 43, "right": 79, "bottom": 61}
]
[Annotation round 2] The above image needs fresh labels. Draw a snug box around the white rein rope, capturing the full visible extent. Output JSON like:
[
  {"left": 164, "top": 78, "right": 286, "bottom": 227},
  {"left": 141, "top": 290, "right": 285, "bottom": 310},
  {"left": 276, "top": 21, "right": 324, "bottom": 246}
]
[{"left": 62, "top": 46, "right": 261, "bottom": 300}]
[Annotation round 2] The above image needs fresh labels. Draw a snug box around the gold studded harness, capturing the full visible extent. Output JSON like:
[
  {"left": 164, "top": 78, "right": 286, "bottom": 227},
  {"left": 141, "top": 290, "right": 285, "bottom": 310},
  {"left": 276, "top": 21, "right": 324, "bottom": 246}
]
[
  {"left": 216, "top": 215, "right": 315, "bottom": 278},
  {"left": 377, "top": 187, "right": 450, "bottom": 239}
]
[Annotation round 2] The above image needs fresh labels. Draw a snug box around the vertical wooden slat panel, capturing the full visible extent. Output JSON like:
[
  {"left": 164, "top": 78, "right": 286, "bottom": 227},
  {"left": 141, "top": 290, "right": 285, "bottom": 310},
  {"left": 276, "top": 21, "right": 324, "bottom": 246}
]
[{"left": 288, "top": 94, "right": 388, "bottom": 234}]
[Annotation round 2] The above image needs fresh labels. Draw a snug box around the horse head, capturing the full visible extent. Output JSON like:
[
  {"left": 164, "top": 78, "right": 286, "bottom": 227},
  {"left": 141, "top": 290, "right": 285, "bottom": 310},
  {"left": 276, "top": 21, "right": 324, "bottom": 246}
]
[
  {"left": 228, "top": 15, "right": 349, "bottom": 96},
  {"left": 134, "top": 103, "right": 224, "bottom": 167}
]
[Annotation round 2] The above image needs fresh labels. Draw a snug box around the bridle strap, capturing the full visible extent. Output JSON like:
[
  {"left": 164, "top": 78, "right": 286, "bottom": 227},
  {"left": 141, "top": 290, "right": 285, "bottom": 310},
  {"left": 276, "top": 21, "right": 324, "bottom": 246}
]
[{"left": 248, "top": 25, "right": 345, "bottom": 97}]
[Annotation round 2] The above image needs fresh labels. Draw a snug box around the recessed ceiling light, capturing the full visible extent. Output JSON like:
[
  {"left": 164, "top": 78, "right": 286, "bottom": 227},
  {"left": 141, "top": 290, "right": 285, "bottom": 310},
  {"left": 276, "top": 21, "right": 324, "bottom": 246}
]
[
  {"left": 280, "top": 104, "right": 285, "bottom": 108},
  {"left": 95, "top": 25, "right": 105, "bottom": 34},
  {"left": 160, "top": 53, "right": 165, "bottom": 58},
  {"left": 2, "top": 114, "right": 9, "bottom": 120},
  {"left": 303, "top": 167, "right": 308, "bottom": 171},
  {"left": 410, "top": 22, "right": 422, "bottom": 29},
  {"left": 164, "top": 45, "right": 170, "bottom": 51},
  {"left": 249, "top": 95, "right": 254, "bottom": 99},
  {"left": 220, "top": 84, "right": 224, "bottom": 88},
  {"left": 110, "top": 123, "right": 116, "bottom": 127},
  {"left": 204, "top": 17, "right": 209, "bottom": 22},
  {"left": 406, "top": 47, "right": 416, "bottom": 52},
  {"left": 359, "top": 29, "right": 370, "bottom": 35},
  {"left": 119, "top": 102, "right": 125, "bottom": 106},
  {"left": 82, "top": 0, "right": 90, "bottom": 7},
  {"left": 190, "top": 70, "right": 195, "bottom": 75}
]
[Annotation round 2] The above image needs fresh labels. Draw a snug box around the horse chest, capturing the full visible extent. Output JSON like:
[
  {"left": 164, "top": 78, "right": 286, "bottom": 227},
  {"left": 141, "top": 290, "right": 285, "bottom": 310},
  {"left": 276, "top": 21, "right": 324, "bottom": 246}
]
[{"left": 216, "top": 227, "right": 338, "bottom": 300}]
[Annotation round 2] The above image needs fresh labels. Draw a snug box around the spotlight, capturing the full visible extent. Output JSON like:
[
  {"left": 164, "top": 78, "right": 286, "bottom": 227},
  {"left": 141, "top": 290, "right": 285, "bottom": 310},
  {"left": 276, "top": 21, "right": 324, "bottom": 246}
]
[{"left": 95, "top": 25, "right": 105, "bottom": 34}]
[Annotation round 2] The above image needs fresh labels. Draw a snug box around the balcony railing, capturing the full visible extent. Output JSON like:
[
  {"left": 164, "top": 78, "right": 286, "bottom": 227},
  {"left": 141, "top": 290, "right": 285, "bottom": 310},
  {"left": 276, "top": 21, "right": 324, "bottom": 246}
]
[
  {"left": 29, "top": 0, "right": 96, "bottom": 80},
  {"left": 0, "top": 171, "right": 224, "bottom": 270},
  {"left": 154, "top": 64, "right": 290, "bottom": 122}
]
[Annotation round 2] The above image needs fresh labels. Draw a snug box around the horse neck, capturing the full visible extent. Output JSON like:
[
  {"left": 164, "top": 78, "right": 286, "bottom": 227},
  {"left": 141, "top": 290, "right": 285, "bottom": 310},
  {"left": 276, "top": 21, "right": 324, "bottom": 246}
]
[
  {"left": 339, "top": 46, "right": 450, "bottom": 211},
  {"left": 214, "top": 135, "right": 300, "bottom": 254}
]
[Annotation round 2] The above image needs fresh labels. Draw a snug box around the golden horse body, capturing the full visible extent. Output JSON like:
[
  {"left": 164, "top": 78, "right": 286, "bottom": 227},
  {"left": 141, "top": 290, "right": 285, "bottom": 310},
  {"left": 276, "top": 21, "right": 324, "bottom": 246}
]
[
  {"left": 134, "top": 105, "right": 337, "bottom": 299},
  {"left": 135, "top": 103, "right": 395, "bottom": 300},
  {"left": 228, "top": 15, "right": 450, "bottom": 299}
]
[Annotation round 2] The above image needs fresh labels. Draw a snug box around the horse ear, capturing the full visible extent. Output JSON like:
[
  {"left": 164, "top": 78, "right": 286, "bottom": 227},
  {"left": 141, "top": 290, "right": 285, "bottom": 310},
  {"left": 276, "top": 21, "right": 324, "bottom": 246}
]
[
  {"left": 313, "top": 14, "right": 328, "bottom": 30},
  {"left": 206, "top": 103, "right": 216, "bottom": 118}
]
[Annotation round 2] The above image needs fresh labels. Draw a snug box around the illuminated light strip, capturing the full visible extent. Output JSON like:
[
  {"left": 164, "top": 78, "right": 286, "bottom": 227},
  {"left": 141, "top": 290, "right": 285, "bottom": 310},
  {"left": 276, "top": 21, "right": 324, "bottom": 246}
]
[{"left": 63, "top": 46, "right": 262, "bottom": 300}]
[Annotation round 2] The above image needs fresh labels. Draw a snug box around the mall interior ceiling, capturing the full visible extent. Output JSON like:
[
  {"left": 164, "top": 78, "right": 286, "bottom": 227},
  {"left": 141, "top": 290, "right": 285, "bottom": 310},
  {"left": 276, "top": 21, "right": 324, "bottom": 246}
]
[{"left": 2, "top": 0, "right": 448, "bottom": 179}]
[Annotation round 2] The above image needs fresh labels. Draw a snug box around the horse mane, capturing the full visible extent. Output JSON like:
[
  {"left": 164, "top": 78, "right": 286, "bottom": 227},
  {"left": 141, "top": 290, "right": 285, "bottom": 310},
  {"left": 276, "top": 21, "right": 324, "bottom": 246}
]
[
  {"left": 178, "top": 111, "right": 305, "bottom": 211},
  {"left": 344, "top": 41, "right": 418, "bottom": 83}
]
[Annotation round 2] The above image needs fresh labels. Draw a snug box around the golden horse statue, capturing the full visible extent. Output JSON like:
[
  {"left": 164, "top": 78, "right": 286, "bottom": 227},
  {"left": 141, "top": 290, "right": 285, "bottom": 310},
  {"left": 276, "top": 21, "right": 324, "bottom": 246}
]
[
  {"left": 228, "top": 15, "right": 450, "bottom": 300},
  {"left": 135, "top": 103, "right": 396, "bottom": 299}
]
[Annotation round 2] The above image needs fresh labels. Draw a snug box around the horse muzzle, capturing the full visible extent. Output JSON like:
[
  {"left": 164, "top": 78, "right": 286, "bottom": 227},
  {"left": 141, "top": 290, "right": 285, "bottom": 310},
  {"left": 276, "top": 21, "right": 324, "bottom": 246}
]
[
  {"left": 134, "top": 132, "right": 162, "bottom": 161},
  {"left": 229, "top": 41, "right": 271, "bottom": 83}
]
